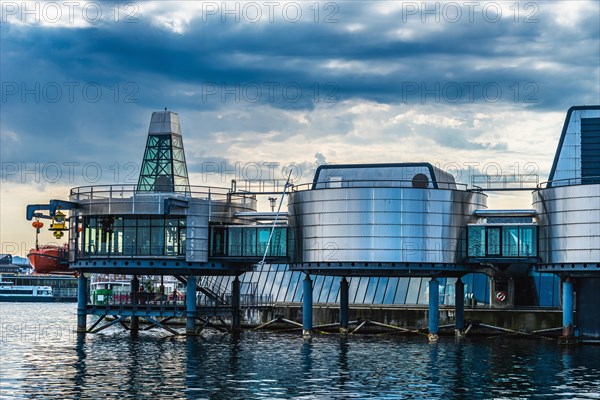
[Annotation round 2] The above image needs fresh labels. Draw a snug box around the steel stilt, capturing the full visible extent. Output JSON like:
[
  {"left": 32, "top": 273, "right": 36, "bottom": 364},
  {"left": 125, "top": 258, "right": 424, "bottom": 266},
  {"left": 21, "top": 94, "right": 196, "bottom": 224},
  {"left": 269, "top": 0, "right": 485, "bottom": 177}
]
[
  {"left": 455, "top": 278, "right": 465, "bottom": 337},
  {"left": 232, "top": 276, "right": 241, "bottom": 333},
  {"left": 428, "top": 277, "right": 439, "bottom": 342},
  {"left": 560, "top": 278, "right": 576, "bottom": 344},
  {"left": 130, "top": 276, "right": 139, "bottom": 333},
  {"left": 76, "top": 273, "right": 87, "bottom": 333},
  {"left": 340, "top": 277, "right": 349, "bottom": 335},
  {"left": 186, "top": 275, "right": 197, "bottom": 335},
  {"left": 302, "top": 275, "right": 313, "bottom": 338}
]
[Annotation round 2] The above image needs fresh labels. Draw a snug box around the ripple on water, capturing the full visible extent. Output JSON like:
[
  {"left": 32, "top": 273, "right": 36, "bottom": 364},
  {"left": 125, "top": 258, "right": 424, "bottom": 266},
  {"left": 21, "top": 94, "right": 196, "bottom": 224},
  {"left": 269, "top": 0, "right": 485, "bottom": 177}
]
[{"left": 1, "top": 303, "right": 600, "bottom": 399}]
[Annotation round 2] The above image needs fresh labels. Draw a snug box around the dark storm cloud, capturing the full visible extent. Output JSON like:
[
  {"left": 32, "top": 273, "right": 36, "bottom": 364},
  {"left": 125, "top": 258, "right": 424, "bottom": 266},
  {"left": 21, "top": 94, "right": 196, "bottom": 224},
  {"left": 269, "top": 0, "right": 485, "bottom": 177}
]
[{"left": 1, "top": 0, "right": 598, "bottom": 165}]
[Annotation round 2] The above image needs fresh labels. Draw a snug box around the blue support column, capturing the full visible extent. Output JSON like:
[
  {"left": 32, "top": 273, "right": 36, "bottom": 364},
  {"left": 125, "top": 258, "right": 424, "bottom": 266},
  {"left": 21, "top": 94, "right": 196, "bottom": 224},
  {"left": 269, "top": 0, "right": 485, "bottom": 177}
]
[
  {"left": 302, "top": 275, "right": 313, "bottom": 338},
  {"left": 77, "top": 273, "right": 87, "bottom": 333},
  {"left": 428, "top": 277, "right": 439, "bottom": 342},
  {"left": 232, "top": 276, "right": 241, "bottom": 333},
  {"left": 130, "top": 276, "right": 139, "bottom": 333},
  {"left": 455, "top": 278, "right": 465, "bottom": 337},
  {"left": 340, "top": 277, "right": 349, "bottom": 335},
  {"left": 186, "top": 275, "right": 197, "bottom": 335},
  {"left": 562, "top": 278, "right": 574, "bottom": 338}
]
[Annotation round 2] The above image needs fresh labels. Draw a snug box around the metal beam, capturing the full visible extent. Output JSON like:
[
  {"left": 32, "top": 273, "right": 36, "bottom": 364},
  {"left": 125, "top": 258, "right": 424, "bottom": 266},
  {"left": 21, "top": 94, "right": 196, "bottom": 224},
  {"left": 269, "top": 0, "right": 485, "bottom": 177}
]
[
  {"left": 26, "top": 200, "right": 78, "bottom": 220},
  {"left": 474, "top": 209, "right": 537, "bottom": 217},
  {"left": 144, "top": 316, "right": 180, "bottom": 335},
  {"left": 234, "top": 212, "right": 289, "bottom": 220},
  {"left": 163, "top": 198, "right": 188, "bottom": 214},
  {"left": 91, "top": 316, "right": 126, "bottom": 333}
]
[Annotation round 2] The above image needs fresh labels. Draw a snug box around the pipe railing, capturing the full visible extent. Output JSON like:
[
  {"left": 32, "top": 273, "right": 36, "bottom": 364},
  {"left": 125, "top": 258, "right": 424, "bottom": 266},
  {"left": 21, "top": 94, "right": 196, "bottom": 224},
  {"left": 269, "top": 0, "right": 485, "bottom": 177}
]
[
  {"left": 537, "top": 176, "right": 600, "bottom": 189},
  {"left": 89, "top": 291, "right": 274, "bottom": 309},
  {"left": 291, "top": 179, "right": 478, "bottom": 192},
  {"left": 69, "top": 184, "right": 256, "bottom": 204}
]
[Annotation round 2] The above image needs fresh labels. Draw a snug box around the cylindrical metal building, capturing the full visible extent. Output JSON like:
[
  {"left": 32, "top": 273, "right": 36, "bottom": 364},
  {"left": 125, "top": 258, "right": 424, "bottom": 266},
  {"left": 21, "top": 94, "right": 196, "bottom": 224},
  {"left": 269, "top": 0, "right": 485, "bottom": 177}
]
[{"left": 288, "top": 163, "right": 486, "bottom": 270}]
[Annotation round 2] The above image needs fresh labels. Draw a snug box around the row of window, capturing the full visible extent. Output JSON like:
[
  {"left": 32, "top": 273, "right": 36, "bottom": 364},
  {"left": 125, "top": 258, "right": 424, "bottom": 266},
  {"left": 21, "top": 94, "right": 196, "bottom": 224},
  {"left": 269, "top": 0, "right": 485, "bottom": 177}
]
[
  {"left": 82, "top": 216, "right": 186, "bottom": 257},
  {"left": 81, "top": 217, "right": 537, "bottom": 262},
  {"left": 210, "top": 226, "right": 287, "bottom": 258},
  {"left": 467, "top": 225, "right": 537, "bottom": 258},
  {"left": 81, "top": 217, "right": 288, "bottom": 259}
]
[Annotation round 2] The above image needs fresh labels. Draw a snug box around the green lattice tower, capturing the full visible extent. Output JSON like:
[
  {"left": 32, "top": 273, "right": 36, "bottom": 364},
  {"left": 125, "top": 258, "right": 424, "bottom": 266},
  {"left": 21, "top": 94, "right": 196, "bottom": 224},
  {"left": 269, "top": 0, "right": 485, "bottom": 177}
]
[{"left": 137, "top": 111, "right": 191, "bottom": 193}]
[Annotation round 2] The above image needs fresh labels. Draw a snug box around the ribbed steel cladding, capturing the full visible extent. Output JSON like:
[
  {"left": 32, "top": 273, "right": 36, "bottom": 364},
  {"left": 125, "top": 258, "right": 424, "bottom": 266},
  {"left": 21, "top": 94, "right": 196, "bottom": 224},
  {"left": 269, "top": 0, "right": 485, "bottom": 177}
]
[
  {"left": 534, "top": 184, "right": 600, "bottom": 263},
  {"left": 288, "top": 187, "right": 487, "bottom": 264}
]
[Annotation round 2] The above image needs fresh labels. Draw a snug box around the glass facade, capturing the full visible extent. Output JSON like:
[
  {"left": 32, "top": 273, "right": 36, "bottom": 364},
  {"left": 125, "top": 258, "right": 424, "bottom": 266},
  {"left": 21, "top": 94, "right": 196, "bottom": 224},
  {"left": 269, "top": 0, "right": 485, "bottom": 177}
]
[
  {"left": 137, "top": 132, "right": 190, "bottom": 193},
  {"left": 467, "top": 225, "right": 537, "bottom": 258},
  {"left": 550, "top": 107, "right": 600, "bottom": 185},
  {"left": 530, "top": 271, "right": 560, "bottom": 307},
  {"left": 210, "top": 226, "right": 287, "bottom": 258},
  {"left": 202, "top": 264, "right": 493, "bottom": 306},
  {"left": 81, "top": 216, "right": 186, "bottom": 257}
]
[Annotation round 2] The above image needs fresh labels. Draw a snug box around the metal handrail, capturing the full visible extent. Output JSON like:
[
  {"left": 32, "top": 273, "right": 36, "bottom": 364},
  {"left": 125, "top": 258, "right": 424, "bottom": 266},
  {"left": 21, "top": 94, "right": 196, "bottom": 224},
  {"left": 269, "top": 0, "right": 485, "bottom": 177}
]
[
  {"left": 291, "top": 179, "right": 474, "bottom": 192},
  {"left": 537, "top": 176, "right": 600, "bottom": 189},
  {"left": 69, "top": 184, "right": 256, "bottom": 202}
]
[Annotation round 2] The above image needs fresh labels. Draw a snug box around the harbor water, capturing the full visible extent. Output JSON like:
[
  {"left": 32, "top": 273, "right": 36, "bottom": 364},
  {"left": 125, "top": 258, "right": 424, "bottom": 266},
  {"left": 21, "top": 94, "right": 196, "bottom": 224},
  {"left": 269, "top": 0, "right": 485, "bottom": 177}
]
[{"left": 1, "top": 303, "right": 599, "bottom": 399}]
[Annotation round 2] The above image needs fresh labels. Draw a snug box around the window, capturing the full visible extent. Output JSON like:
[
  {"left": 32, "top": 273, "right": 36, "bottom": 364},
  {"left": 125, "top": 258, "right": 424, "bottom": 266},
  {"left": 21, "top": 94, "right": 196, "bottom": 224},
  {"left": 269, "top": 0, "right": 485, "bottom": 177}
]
[
  {"left": 486, "top": 227, "right": 501, "bottom": 256},
  {"left": 502, "top": 227, "right": 519, "bottom": 257},
  {"left": 467, "top": 225, "right": 537, "bottom": 258},
  {"left": 81, "top": 216, "right": 186, "bottom": 257},
  {"left": 519, "top": 226, "right": 537, "bottom": 256},
  {"left": 210, "top": 226, "right": 226, "bottom": 257},
  {"left": 243, "top": 228, "right": 257, "bottom": 256},
  {"left": 467, "top": 226, "right": 485, "bottom": 257},
  {"left": 228, "top": 228, "right": 242, "bottom": 256}
]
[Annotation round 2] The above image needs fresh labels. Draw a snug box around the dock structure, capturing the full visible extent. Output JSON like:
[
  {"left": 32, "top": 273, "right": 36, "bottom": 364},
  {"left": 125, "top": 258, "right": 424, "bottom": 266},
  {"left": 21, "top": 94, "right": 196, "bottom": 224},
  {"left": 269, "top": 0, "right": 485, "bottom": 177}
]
[
  {"left": 25, "top": 106, "right": 600, "bottom": 342},
  {"left": 27, "top": 111, "right": 285, "bottom": 335}
]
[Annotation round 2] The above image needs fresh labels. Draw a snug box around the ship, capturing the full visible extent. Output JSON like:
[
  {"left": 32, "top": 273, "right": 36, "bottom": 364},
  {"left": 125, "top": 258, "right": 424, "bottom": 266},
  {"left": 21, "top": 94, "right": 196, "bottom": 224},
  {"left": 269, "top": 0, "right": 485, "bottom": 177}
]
[
  {"left": 0, "top": 280, "right": 53, "bottom": 302},
  {"left": 27, "top": 244, "right": 72, "bottom": 275},
  {"left": 0, "top": 274, "right": 78, "bottom": 302}
]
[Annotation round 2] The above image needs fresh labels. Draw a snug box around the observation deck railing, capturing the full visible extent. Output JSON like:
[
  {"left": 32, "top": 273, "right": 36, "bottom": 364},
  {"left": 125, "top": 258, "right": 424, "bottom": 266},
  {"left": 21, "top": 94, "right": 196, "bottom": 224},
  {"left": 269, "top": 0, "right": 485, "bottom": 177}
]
[
  {"left": 537, "top": 176, "right": 600, "bottom": 189},
  {"left": 290, "top": 179, "right": 478, "bottom": 192},
  {"left": 471, "top": 174, "right": 539, "bottom": 190},
  {"left": 69, "top": 184, "right": 256, "bottom": 206}
]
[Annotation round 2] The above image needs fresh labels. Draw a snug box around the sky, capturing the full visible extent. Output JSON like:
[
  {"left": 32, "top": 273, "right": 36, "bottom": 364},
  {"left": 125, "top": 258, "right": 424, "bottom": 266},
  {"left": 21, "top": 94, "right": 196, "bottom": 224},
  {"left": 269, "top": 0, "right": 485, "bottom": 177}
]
[{"left": 1, "top": 0, "right": 599, "bottom": 256}]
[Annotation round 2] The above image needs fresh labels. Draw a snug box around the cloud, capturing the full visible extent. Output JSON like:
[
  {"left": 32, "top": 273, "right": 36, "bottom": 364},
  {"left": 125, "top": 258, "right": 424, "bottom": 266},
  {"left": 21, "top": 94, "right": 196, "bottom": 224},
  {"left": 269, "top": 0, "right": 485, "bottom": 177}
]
[{"left": 1, "top": 0, "right": 598, "bottom": 250}]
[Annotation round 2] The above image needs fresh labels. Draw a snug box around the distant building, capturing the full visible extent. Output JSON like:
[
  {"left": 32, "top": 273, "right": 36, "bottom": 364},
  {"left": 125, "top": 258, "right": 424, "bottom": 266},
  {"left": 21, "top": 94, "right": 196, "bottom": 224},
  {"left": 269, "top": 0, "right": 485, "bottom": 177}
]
[{"left": 0, "top": 254, "right": 28, "bottom": 274}]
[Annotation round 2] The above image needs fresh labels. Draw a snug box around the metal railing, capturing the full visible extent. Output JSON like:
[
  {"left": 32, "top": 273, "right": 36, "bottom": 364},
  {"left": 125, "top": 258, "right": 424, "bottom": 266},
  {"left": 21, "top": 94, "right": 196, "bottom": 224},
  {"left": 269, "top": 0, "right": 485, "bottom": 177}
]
[
  {"left": 291, "top": 179, "right": 473, "bottom": 192},
  {"left": 197, "top": 277, "right": 273, "bottom": 308},
  {"left": 69, "top": 184, "right": 256, "bottom": 205},
  {"left": 89, "top": 291, "right": 274, "bottom": 309},
  {"left": 231, "top": 179, "right": 294, "bottom": 194},
  {"left": 90, "top": 292, "right": 185, "bottom": 307},
  {"left": 537, "top": 176, "right": 600, "bottom": 189},
  {"left": 471, "top": 174, "right": 539, "bottom": 190}
]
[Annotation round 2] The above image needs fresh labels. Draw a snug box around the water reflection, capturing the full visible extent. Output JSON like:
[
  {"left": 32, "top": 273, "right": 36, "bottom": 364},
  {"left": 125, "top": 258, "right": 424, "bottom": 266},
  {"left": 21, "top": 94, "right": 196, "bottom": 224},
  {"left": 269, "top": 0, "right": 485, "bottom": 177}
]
[
  {"left": 448, "top": 340, "right": 466, "bottom": 398},
  {"left": 73, "top": 333, "right": 86, "bottom": 399},
  {"left": 2, "top": 304, "right": 600, "bottom": 399},
  {"left": 337, "top": 336, "right": 350, "bottom": 391},
  {"left": 301, "top": 340, "right": 312, "bottom": 376}
]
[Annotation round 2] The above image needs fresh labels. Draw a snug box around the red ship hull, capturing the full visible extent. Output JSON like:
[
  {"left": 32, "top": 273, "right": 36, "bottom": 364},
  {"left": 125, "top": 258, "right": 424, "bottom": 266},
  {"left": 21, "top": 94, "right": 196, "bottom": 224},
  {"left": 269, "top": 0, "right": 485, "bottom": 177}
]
[{"left": 27, "top": 245, "right": 71, "bottom": 275}]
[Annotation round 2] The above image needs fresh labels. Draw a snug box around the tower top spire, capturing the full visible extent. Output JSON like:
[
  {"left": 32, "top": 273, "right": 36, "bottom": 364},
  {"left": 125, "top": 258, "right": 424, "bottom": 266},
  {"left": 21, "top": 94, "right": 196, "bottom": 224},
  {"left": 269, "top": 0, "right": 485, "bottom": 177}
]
[{"left": 136, "top": 111, "right": 190, "bottom": 193}]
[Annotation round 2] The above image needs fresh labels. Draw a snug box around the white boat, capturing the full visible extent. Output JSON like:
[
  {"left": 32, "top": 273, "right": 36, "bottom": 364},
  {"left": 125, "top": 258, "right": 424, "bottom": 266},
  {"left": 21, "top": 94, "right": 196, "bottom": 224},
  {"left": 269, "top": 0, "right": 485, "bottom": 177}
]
[{"left": 0, "top": 281, "right": 54, "bottom": 302}]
